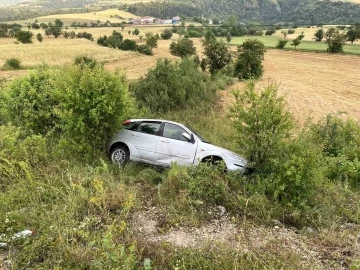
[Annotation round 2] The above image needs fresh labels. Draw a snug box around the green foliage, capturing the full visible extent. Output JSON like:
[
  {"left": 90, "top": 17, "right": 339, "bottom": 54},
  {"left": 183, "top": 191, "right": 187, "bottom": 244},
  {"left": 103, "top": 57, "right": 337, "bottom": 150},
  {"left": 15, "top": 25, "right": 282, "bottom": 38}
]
[
  {"left": 36, "top": 32, "right": 43, "bottom": 42},
  {"left": 325, "top": 28, "right": 346, "bottom": 53},
  {"left": 310, "top": 114, "right": 360, "bottom": 186},
  {"left": 160, "top": 28, "right": 172, "bottom": 40},
  {"left": 73, "top": 55, "right": 97, "bottom": 69},
  {"left": 276, "top": 39, "right": 288, "bottom": 49},
  {"left": 15, "top": 30, "right": 33, "bottom": 43},
  {"left": 133, "top": 28, "right": 140, "bottom": 36},
  {"left": 2, "top": 58, "right": 22, "bottom": 70},
  {"left": 130, "top": 58, "right": 216, "bottom": 113},
  {"left": 230, "top": 81, "right": 293, "bottom": 171},
  {"left": 137, "top": 44, "right": 152, "bottom": 55},
  {"left": 1, "top": 64, "right": 132, "bottom": 161},
  {"left": 314, "top": 28, "right": 324, "bottom": 42},
  {"left": 346, "top": 28, "right": 360, "bottom": 44},
  {"left": 226, "top": 31, "right": 232, "bottom": 43},
  {"left": 234, "top": 39, "right": 266, "bottom": 80},
  {"left": 169, "top": 37, "right": 196, "bottom": 58},
  {"left": 291, "top": 37, "right": 301, "bottom": 50},
  {"left": 119, "top": 39, "right": 137, "bottom": 51},
  {"left": 146, "top": 34, "right": 158, "bottom": 51},
  {"left": 203, "top": 39, "right": 232, "bottom": 74}
]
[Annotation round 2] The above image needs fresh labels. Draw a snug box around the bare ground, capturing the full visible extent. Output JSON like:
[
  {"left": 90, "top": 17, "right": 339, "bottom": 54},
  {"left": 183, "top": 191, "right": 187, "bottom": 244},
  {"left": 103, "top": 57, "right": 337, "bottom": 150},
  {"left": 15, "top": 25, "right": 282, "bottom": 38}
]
[{"left": 131, "top": 208, "right": 360, "bottom": 270}]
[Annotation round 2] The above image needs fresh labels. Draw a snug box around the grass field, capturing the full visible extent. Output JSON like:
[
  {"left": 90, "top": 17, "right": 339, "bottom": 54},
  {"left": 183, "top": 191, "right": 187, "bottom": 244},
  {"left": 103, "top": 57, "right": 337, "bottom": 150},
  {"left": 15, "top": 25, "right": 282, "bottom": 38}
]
[{"left": 229, "top": 35, "right": 360, "bottom": 54}]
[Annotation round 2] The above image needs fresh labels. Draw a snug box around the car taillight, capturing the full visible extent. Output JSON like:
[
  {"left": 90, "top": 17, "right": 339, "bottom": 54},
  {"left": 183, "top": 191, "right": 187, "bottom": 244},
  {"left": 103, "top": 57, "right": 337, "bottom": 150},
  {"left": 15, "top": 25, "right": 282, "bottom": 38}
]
[{"left": 123, "top": 120, "right": 131, "bottom": 125}]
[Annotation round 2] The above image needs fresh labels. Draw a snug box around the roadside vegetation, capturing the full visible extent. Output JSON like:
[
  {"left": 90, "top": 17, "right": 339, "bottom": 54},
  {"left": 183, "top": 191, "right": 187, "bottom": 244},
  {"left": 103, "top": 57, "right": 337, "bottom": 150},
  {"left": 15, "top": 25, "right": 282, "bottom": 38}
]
[{"left": 1, "top": 35, "right": 360, "bottom": 268}]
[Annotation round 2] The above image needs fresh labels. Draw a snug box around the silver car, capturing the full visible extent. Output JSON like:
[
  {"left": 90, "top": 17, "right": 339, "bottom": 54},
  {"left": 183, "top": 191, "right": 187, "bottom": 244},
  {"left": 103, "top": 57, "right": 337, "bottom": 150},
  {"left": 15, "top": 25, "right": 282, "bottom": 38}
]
[{"left": 108, "top": 119, "right": 247, "bottom": 172}]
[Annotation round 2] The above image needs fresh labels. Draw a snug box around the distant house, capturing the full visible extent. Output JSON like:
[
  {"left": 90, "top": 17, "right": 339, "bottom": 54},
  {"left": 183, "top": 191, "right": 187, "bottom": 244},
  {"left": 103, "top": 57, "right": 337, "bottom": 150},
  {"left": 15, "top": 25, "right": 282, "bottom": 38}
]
[
  {"left": 141, "top": 16, "right": 155, "bottom": 23},
  {"left": 130, "top": 18, "right": 142, "bottom": 24},
  {"left": 172, "top": 16, "right": 181, "bottom": 23}
]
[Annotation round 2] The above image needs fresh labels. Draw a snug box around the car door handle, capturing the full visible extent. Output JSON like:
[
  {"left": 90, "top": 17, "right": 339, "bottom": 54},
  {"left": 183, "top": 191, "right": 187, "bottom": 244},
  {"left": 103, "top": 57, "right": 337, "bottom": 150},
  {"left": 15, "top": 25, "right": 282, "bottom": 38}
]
[
  {"left": 161, "top": 139, "right": 170, "bottom": 143},
  {"left": 132, "top": 133, "right": 139, "bottom": 137}
]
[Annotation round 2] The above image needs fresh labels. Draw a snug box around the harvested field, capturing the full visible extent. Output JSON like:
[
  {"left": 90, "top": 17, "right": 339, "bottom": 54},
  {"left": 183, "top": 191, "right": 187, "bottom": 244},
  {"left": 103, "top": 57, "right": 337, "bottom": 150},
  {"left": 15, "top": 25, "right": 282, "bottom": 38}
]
[
  {"left": 1, "top": 33, "right": 359, "bottom": 124},
  {"left": 222, "top": 49, "right": 360, "bottom": 124}
]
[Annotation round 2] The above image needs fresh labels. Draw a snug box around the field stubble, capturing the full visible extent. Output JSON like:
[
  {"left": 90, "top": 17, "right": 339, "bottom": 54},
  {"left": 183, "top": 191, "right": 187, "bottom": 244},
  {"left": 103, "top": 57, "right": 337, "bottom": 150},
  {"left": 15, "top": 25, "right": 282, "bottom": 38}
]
[{"left": 1, "top": 31, "right": 360, "bottom": 124}]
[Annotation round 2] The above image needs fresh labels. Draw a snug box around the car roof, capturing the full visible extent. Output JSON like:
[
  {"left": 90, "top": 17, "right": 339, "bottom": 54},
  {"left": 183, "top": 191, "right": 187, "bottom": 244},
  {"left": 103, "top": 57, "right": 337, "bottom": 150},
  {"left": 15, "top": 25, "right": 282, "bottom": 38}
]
[{"left": 127, "top": 119, "right": 186, "bottom": 127}]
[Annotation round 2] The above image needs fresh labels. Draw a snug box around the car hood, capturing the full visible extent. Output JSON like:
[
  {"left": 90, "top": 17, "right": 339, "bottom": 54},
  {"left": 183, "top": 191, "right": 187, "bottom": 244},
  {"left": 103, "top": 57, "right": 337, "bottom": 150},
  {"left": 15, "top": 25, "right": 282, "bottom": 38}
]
[{"left": 199, "top": 143, "right": 247, "bottom": 165}]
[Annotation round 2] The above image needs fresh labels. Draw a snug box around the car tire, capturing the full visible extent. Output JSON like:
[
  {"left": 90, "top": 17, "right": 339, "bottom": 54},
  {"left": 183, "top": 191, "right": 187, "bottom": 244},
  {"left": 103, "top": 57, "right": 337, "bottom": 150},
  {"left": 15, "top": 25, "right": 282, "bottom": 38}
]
[{"left": 110, "top": 145, "right": 129, "bottom": 165}]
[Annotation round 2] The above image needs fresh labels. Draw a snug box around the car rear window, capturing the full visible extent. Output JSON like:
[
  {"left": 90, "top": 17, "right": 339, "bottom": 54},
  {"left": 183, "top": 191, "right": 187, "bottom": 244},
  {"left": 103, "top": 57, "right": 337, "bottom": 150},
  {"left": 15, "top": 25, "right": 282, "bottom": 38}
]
[{"left": 137, "top": 122, "right": 161, "bottom": 135}]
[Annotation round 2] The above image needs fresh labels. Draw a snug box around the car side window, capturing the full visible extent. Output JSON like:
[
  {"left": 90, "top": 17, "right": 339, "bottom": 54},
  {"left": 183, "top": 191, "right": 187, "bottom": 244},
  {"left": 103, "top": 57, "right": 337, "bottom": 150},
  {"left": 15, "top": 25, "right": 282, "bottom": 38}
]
[
  {"left": 137, "top": 122, "right": 161, "bottom": 135},
  {"left": 163, "top": 123, "right": 189, "bottom": 141}
]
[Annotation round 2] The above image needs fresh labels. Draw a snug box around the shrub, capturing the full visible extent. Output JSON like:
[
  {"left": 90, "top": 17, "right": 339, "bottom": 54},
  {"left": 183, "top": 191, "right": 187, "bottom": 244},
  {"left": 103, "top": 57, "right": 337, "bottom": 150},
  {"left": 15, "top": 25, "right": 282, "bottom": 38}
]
[
  {"left": 2, "top": 65, "right": 132, "bottom": 161},
  {"left": 203, "top": 39, "right": 232, "bottom": 74},
  {"left": 36, "top": 33, "right": 43, "bottom": 42},
  {"left": 73, "top": 55, "right": 97, "bottom": 69},
  {"left": 137, "top": 44, "right": 152, "bottom": 55},
  {"left": 276, "top": 39, "right": 288, "bottom": 49},
  {"left": 161, "top": 28, "right": 173, "bottom": 40},
  {"left": 119, "top": 39, "right": 137, "bottom": 51},
  {"left": 169, "top": 38, "right": 196, "bottom": 58},
  {"left": 234, "top": 39, "right": 266, "bottom": 80},
  {"left": 130, "top": 58, "right": 216, "bottom": 113},
  {"left": 15, "top": 30, "right": 33, "bottom": 43},
  {"left": 287, "top": 29, "right": 295, "bottom": 34},
  {"left": 230, "top": 81, "right": 293, "bottom": 171},
  {"left": 3, "top": 58, "right": 22, "bottom": 70}
]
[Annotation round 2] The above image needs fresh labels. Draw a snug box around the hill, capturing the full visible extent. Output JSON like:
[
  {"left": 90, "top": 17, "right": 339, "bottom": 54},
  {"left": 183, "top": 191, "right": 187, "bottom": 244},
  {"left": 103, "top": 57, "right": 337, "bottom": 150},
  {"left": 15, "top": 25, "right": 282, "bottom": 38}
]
[{"left": 168, "top": 0, "right": 360, "bottom": 24}]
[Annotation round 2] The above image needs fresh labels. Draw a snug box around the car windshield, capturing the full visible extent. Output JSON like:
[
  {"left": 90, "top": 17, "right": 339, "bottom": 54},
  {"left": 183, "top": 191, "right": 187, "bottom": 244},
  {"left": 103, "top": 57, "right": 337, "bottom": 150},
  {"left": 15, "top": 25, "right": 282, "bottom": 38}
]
[{"left": 185, "top": 125, "right": 210, "bottom": 143}]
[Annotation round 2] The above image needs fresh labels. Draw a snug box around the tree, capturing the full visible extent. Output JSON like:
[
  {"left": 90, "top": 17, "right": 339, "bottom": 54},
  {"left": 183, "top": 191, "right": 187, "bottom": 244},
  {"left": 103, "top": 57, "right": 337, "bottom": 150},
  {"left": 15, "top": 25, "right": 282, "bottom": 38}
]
[
  {"left": 120, "top": 24, "right": 125, "bottom": 31},
  {"left": 281, "top": 30, "right": 287, "bottom": 39},
  {"left": 346, "top": 28, "right": 359, "bottom": 44},
  {"left": 169, "top": 38, "right": 196, "bottom": 58},
  {"left": 36, "top": 33, "right": 43, "bottom": 42},
  {"left": 325, "top": 28, "right": 346, "bottom": 53},
  {"left": 161, "top": 28, "right": 173, "bottom": 40},
  {"left": 234, "top": 39, "right": 266, "bottom": 80},
  {"left": 213, "top": 18, "right": 219, "bottom": 25},
  {"left": 291, "top": 37, "right": 301, "bottom": 50},
  {"left": 15, "top": 30, "right": 33, "bottom": 43},
  {"left": 314, "top": 28, "right": 324, "bottom": 42},
  {"left": 203, "top": 39, "right": 232, "bottom": 74},
  {"left": 229, "top": 81, "right": 293, "bottom": 171},
  {"left": 226, "top": 32, "right": 232, "bottom": 43},
  {"left": 146, "top": 34, "right": 158, "bottom": 51}
]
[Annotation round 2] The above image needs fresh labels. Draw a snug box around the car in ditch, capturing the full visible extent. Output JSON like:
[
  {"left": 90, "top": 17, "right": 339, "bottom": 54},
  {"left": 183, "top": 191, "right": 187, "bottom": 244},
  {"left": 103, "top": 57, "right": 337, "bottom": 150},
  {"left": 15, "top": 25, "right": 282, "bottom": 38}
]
[{"left": 108, "top": 119, "right": 247, "bottom": 172}]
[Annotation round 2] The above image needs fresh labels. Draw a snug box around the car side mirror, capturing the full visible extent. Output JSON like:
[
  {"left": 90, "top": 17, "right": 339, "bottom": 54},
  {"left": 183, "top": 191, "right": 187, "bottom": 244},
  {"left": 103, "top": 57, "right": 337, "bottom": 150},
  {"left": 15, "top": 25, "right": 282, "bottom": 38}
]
[{"left": 182, "top": 133, "right": 191, "bottom": 142}]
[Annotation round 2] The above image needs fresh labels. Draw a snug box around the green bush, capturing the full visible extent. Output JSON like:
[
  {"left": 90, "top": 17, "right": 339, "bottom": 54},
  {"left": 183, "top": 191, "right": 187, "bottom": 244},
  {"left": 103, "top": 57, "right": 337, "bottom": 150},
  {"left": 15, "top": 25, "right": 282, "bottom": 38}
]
[
  {"left": 3, "top": 58, "right": 22, "bottom": 70},
  {"left": 130, "top": 58, "right": 217, "bottom": 113},
  {"left": 234, "top": 39, "right": 266, "bottom": 80},
  {"left": 73, "top": 55, "right": 97, "bottom": 68},
  {"left": 161, "top": 28, "right": 173, "bottom": 40},
  {"left": 230, "top": 81, "right": 293, "bottom": 171},
  {"left": 276, "top": 39, "right": 288, "bottom": 49},
  {"left": 119, "top": 39, "right": 138, "bottom": 51},
  {"left": 1, "top": 65, "right": 133, "bottom": 161},
  {"left": 169, "top": 37, "right": 196, "bottom": 58},
  {"left": 137, "top": 44, "right": 152, "bottom": 55}
]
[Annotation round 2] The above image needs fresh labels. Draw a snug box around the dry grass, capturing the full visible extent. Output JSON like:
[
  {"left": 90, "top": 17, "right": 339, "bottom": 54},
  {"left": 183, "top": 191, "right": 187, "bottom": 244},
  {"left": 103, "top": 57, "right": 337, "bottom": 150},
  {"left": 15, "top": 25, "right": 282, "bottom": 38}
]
[
  {"left": 1, "top": 33, "right": 360, "bottom": 125},
  {"left": 0, "top": 37, "right": 136, "bottom": 67},
  {"left": 222, "top": 49, "right": 360, "bottom": 124},
  {"left": 7, "top": 8, "right": 137, "bottom": 25}
]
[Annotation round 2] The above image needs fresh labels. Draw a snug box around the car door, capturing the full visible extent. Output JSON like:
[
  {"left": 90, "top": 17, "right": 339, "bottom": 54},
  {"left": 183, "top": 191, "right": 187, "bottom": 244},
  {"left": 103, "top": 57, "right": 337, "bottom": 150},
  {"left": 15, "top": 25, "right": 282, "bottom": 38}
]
[
  {"left": 127, "top": 121, "right": 161, "bottom": 163},
  {"left": 155, "top": 123, "right": 197, "bottom": 166}
]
